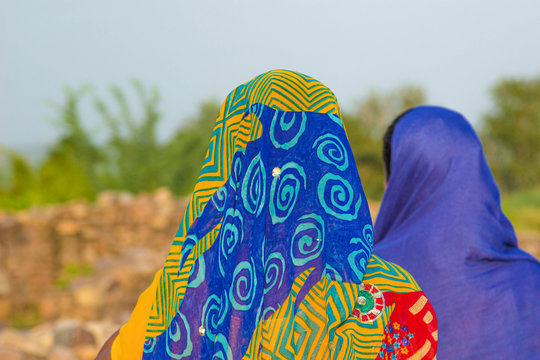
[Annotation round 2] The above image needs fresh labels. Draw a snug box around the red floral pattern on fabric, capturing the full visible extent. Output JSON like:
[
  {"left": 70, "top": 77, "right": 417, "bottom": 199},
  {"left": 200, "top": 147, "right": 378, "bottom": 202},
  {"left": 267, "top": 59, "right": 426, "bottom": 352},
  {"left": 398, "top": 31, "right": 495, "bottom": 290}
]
[{"left": 376, "top": 291, "right": 437, "bottom": 360}]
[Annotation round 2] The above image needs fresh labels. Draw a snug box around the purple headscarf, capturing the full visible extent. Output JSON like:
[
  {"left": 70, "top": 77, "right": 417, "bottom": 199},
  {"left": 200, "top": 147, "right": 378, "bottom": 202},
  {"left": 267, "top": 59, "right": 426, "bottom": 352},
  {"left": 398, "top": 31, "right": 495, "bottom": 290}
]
[{"left": 374, "top": 106, "right": 540, "bottom": 358}]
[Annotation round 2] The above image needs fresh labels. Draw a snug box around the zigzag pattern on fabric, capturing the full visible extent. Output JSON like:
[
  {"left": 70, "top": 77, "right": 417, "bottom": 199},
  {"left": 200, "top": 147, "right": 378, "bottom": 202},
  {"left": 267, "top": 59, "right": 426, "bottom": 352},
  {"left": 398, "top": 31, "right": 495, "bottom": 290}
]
[
  {"left": 239, "top": 254, "right": 421, "bottom": 360},
  {"left": 145, "top": 70, "right": 341, "bottom": 339}
]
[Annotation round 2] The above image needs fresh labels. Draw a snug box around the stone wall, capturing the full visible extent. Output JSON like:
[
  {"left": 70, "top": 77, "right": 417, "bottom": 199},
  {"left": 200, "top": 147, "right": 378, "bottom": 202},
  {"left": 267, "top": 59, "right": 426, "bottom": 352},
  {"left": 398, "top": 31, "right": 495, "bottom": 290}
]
[
  {"left": 0, "top": 188, "right": 187, "bottom": 360},
  {"left": 0, "top": 189, "right": 538, "bottom": 360}
]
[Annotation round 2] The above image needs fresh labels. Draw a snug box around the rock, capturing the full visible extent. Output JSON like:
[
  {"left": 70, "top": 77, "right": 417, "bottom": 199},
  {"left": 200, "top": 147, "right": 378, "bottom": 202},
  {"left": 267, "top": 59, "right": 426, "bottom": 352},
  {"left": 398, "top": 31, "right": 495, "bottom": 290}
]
[
  {"left": 72, "top": 282, "right": 104, "bottom": 310},
  {"left": 38, "top": 294, "right": 59, "bottom": 321},
  {"left": 0, "top": 348, "right": 25, "bottom": 360},
  {"left": 0, "top": 270, "right": 11, "bottom": 296},
  {"left": 109, "top": 265, "right": 138, "bottom": 293},
  {"left": 0, "top": 216, "right": 19, "bottom": 235},
  {"left": 70, "top": 202, "right": 89, "bottom": 220},
  {"left": 84, "top": 321, "right": 120, "bottom": 350},
  {"left": 150, "top": 214, "right": 169, "bottom": 230},
  {"left": 116, "top": 192, "right": 134, "bottom": 205},
  {"left": 28, "top": 322, "right": 54, "bottom": 352},
  {"left": 74, "top": 344, "right": 97, "bottom": 360},
  {"left": 0, "top": 298, "right": 11, "bottom": 321},
  {"left": 131, "top": 204, "right": 153, "bottom": 224},
  {"left": 53, "top": 322, "right": 95, "bottom": 348},
  {"left": 96, "top": 191, "right": 117, "bottom": 208},
  {"left": 0, "top": 271, "right": 11, "bottom": 321},
  {"left": 52, "top": 318, "right": 80, "bottom": 332},
  {"left": 153, "top": 187, "right": 172, "bottom": 205},
  {"left": 47, "top": 346, "right": 78, "bottom": 360},
  {"left": 48, "top": 293, "right": 73, "bottom": 320},
  {"left": 0, "top": 328, "right": 49, "bottom": 358},
  {"left": 55, "top": 220, "right": 81, "bottom": 236}
]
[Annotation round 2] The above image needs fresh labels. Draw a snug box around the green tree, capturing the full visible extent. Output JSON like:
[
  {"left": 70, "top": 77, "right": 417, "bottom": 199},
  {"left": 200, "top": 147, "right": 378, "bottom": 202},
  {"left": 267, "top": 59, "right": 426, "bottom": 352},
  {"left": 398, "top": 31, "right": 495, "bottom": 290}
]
[
  {"left": 94, "top": 80, "right": 165, "bottom": 193},
  {"left": 164, "top": 99, "right": 219, "bottom": 195},
  {"left": 36, "top": 150, "right": 94, "bottom": 204},
  {"left": 49, "top": 86, "right": 103, "bottom": 193},
  {"left": 0, "top": 149, "right": 37, "bottom": 210},
  {"left": 343, "top": 85, "right": 426, "bottom": 199},
  {"left": 1, "top": 81, "right": 218, "bottom": 210},
  {"left": 481, "top": 76, "right": 540, "bottom": 191}
]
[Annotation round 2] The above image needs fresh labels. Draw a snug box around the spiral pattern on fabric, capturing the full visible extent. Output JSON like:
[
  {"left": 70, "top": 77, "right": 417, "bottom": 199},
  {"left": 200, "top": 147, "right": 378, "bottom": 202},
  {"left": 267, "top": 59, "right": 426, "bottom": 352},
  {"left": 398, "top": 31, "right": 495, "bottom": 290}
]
[
  {"left": 317, "top": 173, "right": 362, "bottom": 221},
  {"left": 142, "top": 338, "right": 156, "bottom": 354},
  {"left": 201, "top": 293, "right": 229, "bottom": 342},
  {"left": 363, "top": 224, "right": 374, "bottom": 245},
  {"left": 187, "top": 256, "right": 205, "bottom": 289},
  {"left": 270, "top": 111, "right": 307, "bottom": 150},
  {"left": 269, "top": 162, "right": 306, "bottom": 224},
  {"left": 212, "top": 333, "right": 233, "bottom": 360},
  {"left": 290, "top": 214, "right": 325, "bottom": 266},
  {"left": 229, "top": 258, "right": 257, "bottom": 311},
  {"left": 230, "top": 149, "right": 245, "bottom": 191},
  {"left": 218, "top": 208, "right": 243, "bottom": 276},
  {"left": 312, "top": 133, "right": 349, "bottom": 171},
  {"left": 263, "top": 252, "right": 285, "bottom": 294},
  {"left": 263, "top": 305, "right": 277, "bottom": 320},
  {"left": 241, "top": 154, "right": 266, "bottom": 217},
  {"left": 212, "top": 185, "right": 228, "bottom": 212},
  {"left": 347, "top": 237, "right": 371, "bottom": 282},
  {"left": 179, "top": 234, "right": 197, "bottom": 271},
  {"left": 165, "top": 314, "right": 193, "bottom": 359}
]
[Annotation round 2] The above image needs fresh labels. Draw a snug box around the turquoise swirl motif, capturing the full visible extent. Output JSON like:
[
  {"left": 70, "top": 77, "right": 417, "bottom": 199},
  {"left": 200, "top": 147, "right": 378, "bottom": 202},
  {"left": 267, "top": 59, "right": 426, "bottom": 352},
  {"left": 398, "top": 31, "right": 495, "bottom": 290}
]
[
  {"left": 270, "top": 111, "right": 307, "bottom": 150},
  {"left": 263, "top": 305, "right": 277, "bottom": 320},
  {"left": 179, "top": 234, "right": 197, "bottom": 270},
  {"left": 213, "top": 333, "right": 233, "bottom": 360},
  {"left": 264, "top": 252, "right": 285, "bottom": 294},
  {"left": 269, "top": 162, "right": 306, "bottom": 224},
  {"left": 363, "top": 224, "right": 374, "bottom": 245},
  {"left": 241, "top": 153, "right": 266, "bottom": 217},
  {"left": 165, "top": 314, "right": 192, "bottom": 359},
  {"left": 318, "top": 173, "right": 362, "bottom": 221},
  {"left": 230, "top": 149, "right": 245, "bottom": 191},
  {"left": 212, "top": 185, "right": 228, "bottom": 211},
  {"left": 201, "top": 293, "right": 229, "bottom": 342},
  {"left": 347, "top": 237, "right": 370, "bottom": 281},
  {"left": 290, "top": 214, "right": 325, "bottom": 266},
  {"left": 312, "top": 133, "right": 349, "bottom": 171},
  {"left": 143, "top": 338, "right": 156, "bottom": 354},
  {"left": 187, "top": 256, "right": 205, "bottom": 289},
  {"left": 229, "top": 258, "right": 257, "bottom": 311},
  {"left": 328, "top": 113, "right": 343, "bottom": 128},
  {"left": 218, "top": 209, "right": 243, "bottom": 276}
]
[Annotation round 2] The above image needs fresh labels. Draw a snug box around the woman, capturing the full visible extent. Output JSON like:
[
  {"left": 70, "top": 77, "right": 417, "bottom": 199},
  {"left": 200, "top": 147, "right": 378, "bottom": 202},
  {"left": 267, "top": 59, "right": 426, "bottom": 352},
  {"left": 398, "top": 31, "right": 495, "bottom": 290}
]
[
  {"left": 98, "top": 70, "right": 437, "bottom": 359},
  {"left": 374, "top": 106, "right": 540, "bottom": 358}
]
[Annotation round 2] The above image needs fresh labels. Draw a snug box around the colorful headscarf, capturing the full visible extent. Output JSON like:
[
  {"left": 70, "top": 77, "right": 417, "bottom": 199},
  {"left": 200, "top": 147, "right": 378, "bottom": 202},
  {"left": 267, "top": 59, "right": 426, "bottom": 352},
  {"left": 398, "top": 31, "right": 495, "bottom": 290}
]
[
  {"left": 112, "top": 71, "right": 437, "bottom": 359},
  {"left": 374, "top": 106, "right": 540, "bottom": 358}
]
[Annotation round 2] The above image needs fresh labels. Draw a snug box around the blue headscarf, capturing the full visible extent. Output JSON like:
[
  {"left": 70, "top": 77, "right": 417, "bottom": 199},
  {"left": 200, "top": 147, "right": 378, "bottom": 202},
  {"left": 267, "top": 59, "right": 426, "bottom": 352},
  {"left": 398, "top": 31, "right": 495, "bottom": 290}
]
[{"left": 374, "top": 106, "right": 540, "bottom": 358}]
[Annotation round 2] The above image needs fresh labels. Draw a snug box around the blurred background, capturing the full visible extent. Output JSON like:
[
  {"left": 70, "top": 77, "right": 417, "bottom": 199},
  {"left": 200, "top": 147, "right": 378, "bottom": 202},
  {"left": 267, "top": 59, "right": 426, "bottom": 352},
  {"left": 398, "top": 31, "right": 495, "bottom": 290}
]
[{"left": 1, "top": 1, "right": 539, "bottom": 359}]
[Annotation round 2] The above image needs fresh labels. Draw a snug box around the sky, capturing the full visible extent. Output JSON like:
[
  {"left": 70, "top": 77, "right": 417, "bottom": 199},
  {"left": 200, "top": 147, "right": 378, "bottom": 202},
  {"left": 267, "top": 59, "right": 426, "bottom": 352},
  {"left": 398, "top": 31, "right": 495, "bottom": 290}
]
[{"left": 1, "top": 0, "right": 540, "bottom": 153}]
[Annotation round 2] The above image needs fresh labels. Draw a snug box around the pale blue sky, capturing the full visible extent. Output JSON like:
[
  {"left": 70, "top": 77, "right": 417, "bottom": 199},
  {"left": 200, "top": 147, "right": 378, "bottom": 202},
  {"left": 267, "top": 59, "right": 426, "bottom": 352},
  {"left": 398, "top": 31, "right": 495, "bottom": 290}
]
[{"left": 1, "top": 0, "right": 540, "bottom": 151}]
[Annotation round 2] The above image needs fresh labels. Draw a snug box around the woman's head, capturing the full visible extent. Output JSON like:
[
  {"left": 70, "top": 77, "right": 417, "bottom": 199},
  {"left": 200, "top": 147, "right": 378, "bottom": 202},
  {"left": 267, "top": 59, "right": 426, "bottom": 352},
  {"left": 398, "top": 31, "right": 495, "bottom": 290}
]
[
  {"left": 375, "top": 105, "right": 519, "bottom": 251},
  {"left": 382, "top": 106, "right": 488, "bottom": 188},
  {"left": 180, "top": 69, "right": 374, "bottom": 284}
]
